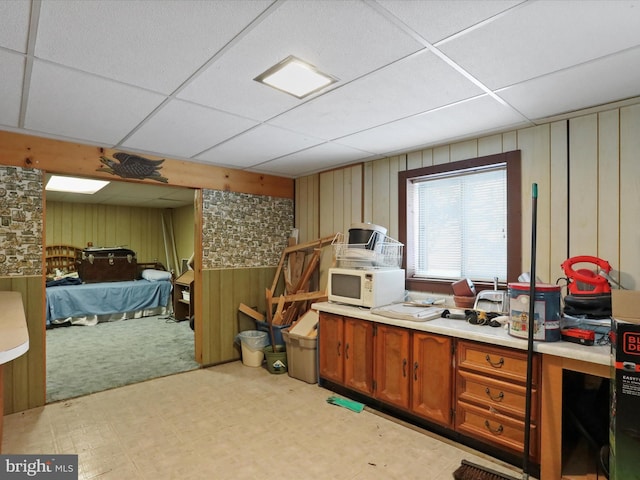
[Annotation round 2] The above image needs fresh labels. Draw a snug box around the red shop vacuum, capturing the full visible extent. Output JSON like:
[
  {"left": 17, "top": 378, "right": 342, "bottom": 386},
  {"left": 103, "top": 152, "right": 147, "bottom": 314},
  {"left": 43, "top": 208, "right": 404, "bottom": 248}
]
[{"left": 561, "top": 256, "right": 613, "bottom": 318}]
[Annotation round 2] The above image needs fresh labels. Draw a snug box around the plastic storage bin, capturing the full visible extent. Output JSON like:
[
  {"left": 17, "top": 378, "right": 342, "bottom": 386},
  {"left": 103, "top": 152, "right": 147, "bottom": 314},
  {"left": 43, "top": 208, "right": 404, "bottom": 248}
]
[
  {"left": 282, "top": 330, "right": 317, "bottom": 384},
  {"left": 256, "top": 320, "right": 289, "bottom": 346},
  {"left": 237, "top": 330, "right": 268, "bottom": 367}
]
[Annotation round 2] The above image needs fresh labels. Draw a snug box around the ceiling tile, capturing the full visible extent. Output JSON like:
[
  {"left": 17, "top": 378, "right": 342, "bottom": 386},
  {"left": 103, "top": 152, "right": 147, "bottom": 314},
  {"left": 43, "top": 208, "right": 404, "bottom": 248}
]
[
  {"left": 0, "top": 50, "right": 24, "bottom": 127},
  {"left": 252, "top": 142, "right": 377, "bottom": 178},
  {"left": 196, "top": 124, "right": 325, "bottom": 169},
  {"left": 122, "top": 99, "right": 258, "bottom": 159},
  {"left": 439, "top": 0, "right": 640, "bottom": 89},
  {"left": 375, "top": 0, "right": 524, "bottom": 43},
  {"left": 25, "top": 61, "right": 166, "bottom": 144},
  {"left": 335, "top": 95, "right": 529, "bottom": 155},
  {"left": 177, "top": 0, "right": 424, "bottom": 120},
  {"left": 0, "top": 0, "right": 31, "bottom": 52},
  {"left": 269, "top": 50, "right": 483, "bottom": 139},
  {"left": 498, "top": 46, "right": 640, "bottom": 120},
  {"left": 34, "top": 0, "right": 272, "bottom": 94}
]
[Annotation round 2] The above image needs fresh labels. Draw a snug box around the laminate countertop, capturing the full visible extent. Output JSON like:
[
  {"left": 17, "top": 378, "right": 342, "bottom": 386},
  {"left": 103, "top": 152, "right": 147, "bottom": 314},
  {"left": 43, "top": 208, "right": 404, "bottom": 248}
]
[
  {"left": 312, "top": 301, "right": 610, "bottom": 367},
  {"left": 0, "top": 291, "right": 29, "bottom": 365}
]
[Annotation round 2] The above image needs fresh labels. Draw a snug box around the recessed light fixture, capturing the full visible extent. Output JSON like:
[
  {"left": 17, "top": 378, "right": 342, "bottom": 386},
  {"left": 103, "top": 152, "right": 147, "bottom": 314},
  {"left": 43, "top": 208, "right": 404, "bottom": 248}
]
[
  {"left": 254, "top": 55, "right": 337, "bottom": 99},
  {"left": 46, "top": 175, "right": 109, "bottom": 194}
]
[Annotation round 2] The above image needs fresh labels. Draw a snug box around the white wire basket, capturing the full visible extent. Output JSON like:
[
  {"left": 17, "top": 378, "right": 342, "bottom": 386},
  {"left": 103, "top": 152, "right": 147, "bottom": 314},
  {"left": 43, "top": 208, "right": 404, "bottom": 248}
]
[{"left": 332, "top": 232, "right": 404, "bottom": 269}]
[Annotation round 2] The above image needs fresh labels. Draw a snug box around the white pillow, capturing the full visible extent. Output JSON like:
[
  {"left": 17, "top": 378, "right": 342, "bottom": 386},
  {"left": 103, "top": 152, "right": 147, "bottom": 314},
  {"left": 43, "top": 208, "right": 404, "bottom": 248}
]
[{"left": 142, "top": 269, "right": 172, "bottom": 281}]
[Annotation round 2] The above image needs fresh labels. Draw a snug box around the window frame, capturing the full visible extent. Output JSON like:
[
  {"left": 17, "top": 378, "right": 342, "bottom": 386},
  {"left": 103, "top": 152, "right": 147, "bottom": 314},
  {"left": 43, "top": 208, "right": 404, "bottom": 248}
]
[{"left": 398, "top": 150, "right": 521, "bottom": 295}]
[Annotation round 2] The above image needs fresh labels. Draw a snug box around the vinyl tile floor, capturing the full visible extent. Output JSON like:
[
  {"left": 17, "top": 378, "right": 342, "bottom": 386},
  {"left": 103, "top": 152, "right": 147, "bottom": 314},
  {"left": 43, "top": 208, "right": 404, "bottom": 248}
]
[{"left": 2, "top": 361, "right": 524, "bottom": 479}]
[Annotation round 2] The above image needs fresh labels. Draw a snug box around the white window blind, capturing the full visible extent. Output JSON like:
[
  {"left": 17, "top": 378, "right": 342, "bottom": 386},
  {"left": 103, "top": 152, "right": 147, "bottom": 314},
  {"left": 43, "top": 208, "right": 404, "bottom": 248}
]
[{"left": 412, "top": 165, "right": 507, "bottom": 282}]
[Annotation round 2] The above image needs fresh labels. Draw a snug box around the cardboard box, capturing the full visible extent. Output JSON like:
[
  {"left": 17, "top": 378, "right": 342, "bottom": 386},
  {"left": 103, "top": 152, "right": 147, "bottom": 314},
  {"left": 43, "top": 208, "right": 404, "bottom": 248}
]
[
  {"left": 289, "top": 309, "right": 319, "bottom": 337},
  {"left": 610, "top": 290, "right": 640, "bottom": 480}
]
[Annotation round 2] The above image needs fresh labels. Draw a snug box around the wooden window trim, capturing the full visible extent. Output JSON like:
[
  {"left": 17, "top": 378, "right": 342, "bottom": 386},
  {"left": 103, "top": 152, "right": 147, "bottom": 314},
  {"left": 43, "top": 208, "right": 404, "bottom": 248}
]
[{"left": 398, "top": 150, "right": 522, "bottom": 295}]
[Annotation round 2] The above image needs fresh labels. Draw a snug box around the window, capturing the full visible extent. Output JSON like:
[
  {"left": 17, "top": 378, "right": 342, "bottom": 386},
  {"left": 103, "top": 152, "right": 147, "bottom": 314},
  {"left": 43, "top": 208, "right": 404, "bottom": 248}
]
[{"left": 399, "top": 151, "right": 521, "bottom": 294}]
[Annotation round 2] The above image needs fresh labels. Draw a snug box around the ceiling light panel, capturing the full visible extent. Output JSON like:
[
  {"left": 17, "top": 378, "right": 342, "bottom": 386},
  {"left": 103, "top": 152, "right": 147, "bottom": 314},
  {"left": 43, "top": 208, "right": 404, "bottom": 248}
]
[
  {"left": 255, "top": 56, "right": 337, "bottom": 98},
  {"left": 46, "top": 176, "right": 109, "bottom": 194},
  {"left": 176, "top": 0, "right": 423, "bottom": 120}
]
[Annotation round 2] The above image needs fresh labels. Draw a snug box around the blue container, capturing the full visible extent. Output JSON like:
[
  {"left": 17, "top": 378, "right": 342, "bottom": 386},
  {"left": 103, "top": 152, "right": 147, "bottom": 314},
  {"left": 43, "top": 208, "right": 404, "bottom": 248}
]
[
  {"left": 508, "top": 282, "right": 561, "bottom": 342},
  {"left": 256, "top": 320, "right": 289, "bottom": 346}
]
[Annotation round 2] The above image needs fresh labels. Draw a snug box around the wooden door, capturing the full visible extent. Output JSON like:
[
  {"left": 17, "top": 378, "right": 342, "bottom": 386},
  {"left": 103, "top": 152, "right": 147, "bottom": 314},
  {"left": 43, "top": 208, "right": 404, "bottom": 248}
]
[
  {"left": 344, "top": 317, "right": 374, "bottom": 395},
  {"left": 411, "top": 332, "right": 453, "bottom": 427},
  {"left": 318, "top": 312, "right": 344, "bottom": 384},
  {"left": 374, "top": 324, "right": 410, "bottom": 409}
]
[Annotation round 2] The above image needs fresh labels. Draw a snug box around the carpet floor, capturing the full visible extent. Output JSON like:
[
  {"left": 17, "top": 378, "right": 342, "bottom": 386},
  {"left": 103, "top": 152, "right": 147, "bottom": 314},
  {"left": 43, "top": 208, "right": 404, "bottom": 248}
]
[{"left": 46, "top": 315, "right": 199, "bottom": 403}]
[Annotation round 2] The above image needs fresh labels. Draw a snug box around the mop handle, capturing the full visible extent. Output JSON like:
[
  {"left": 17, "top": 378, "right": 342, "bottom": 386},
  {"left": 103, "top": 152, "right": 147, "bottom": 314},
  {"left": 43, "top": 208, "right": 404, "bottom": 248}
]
[{"left": 523, "top": 183, "right": 538, "bottom": 479}]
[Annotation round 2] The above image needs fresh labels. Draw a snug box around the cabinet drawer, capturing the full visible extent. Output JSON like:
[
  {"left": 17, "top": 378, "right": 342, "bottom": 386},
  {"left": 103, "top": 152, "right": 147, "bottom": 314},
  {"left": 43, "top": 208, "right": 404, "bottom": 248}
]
[
  {"left": 457, "top": 340, "right": 539, "bottom": 386},
  {"left": 457, "top": 370, "right": 538, "bottom": 422},
  {"left": 456, "top": 400, "right": 538, "bottom": 461}
]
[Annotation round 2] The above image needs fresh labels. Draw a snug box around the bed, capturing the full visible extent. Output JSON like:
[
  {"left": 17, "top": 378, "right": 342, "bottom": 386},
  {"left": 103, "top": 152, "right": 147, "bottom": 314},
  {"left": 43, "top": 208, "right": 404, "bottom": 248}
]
[{"left": 45, "top": 245, "right": 173, "bottom": 327}]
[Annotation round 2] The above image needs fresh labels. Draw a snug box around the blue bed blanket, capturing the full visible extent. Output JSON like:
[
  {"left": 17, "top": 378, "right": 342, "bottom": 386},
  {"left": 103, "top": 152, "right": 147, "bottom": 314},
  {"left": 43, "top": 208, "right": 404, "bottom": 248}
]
[{"left": 46, "top": 279, "right": 172, "bottom": 324}]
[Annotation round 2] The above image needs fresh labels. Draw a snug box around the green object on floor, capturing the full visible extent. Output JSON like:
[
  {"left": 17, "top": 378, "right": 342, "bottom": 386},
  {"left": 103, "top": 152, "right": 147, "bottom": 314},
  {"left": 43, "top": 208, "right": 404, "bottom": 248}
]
[{"left": 326, "top": 395, "right": 365, "bottom": 413}]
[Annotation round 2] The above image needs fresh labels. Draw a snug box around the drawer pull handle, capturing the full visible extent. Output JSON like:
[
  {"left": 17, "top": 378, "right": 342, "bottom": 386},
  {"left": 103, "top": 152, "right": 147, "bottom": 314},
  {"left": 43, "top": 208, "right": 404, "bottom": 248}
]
[
  {"left": 485, "top": 354, "right": 504, "bottom": 368},
  {"left": 345, "top": 343, "right": 349, "bottom": 360},
  {"left": 414, "top": 361, "right": 419, "bottom": 381},
  {"left": 402, "top": 358, "right": 407, "bottom": 377},
  {"left": 485, "top": 388, "right": 505, "bottom": 402},
  {"left": 484, "top": 420, "right": 504, "bottom": 435}
]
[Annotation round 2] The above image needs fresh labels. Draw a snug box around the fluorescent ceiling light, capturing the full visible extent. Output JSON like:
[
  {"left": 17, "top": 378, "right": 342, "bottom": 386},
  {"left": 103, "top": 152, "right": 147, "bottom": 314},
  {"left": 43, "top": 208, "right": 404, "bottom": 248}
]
[
  {"left": 46, "top": 175, "right": 109, "bottom": 194},
  {"left": 254, "top": 55, "right": 337, "bottom": 99}
]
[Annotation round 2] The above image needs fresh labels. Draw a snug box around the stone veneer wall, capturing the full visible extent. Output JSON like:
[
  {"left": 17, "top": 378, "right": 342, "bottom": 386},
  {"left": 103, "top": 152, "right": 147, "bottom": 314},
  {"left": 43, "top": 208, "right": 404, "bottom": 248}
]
[
  {"left": 201, "top": 189, "right": 293, "bottom": 269},
  {"left": 0, "top": 166, "right": 43, "bottom": 276}
]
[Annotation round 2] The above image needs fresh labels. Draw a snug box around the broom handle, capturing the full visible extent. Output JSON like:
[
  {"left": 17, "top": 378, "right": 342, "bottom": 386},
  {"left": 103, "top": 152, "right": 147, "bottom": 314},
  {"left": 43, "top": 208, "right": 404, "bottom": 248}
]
[{"left": 523, "top": 183, "right": 538, "bottom": 479}]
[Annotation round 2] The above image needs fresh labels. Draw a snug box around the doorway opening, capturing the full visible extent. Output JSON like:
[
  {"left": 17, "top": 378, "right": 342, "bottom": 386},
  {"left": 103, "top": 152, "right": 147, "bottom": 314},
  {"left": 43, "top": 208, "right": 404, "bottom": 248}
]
[{"left": 44, "top": 175, "right": 200, "bottom": 402}]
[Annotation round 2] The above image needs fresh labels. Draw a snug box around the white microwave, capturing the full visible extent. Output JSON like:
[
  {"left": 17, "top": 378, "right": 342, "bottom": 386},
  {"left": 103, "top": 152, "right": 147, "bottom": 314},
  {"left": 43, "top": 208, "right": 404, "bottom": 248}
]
[{"left": 327, "top": 267, "right": 406, "bottom": 308}]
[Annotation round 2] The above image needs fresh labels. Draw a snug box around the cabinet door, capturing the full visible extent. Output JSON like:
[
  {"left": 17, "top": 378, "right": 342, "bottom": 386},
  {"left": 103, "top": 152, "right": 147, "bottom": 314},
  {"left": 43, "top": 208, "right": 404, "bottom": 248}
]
[
  {"left": 412, "top": 332, "right": 453, "bottom": 428},
  {"left": 344, "top": 318, "right": 374, "bottom": 395},
  {"left": 374, "top": 324, "right": 410, "bottom": 409},
  {"left": 319, "top": 313, "right": 344, "bottom": 384}
]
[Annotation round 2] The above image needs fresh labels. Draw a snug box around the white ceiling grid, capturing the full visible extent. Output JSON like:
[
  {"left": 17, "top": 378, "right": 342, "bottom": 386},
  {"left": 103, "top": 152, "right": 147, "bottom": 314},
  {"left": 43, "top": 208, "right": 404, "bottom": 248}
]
[{"left": 0, "top": 0, "right": 639, "bottom": 181}]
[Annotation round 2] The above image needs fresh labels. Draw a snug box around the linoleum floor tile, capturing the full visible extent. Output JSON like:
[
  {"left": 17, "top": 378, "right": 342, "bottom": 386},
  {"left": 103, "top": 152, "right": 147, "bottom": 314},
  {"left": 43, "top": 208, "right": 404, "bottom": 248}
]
[{"left": 2, "top": 361, "right": 523, "bottom": 480}]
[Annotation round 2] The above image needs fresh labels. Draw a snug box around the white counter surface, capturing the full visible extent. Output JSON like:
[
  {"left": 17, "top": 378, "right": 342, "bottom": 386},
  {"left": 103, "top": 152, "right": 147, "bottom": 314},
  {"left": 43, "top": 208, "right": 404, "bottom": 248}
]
[
  {"left": 0, "top": 291, "right": 29, "bottom": 365},
  {"left": 312, "top": 302, "right": 610, "bottom": 367}
]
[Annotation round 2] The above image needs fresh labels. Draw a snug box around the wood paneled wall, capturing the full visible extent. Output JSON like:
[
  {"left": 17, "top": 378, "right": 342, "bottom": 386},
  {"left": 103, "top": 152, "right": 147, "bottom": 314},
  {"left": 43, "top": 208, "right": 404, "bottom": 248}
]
[
  {"left": 45, "top": 201, "right": 168, "bottom": 264},
  {"left": 0, "top": 276, "right": 45, "bottom": 413},
  {"left": 200, "top": 267, "right": 276, "bottom": 366},
  {"left": 296, "top": 102, "right": 640, "bottom": 289}
]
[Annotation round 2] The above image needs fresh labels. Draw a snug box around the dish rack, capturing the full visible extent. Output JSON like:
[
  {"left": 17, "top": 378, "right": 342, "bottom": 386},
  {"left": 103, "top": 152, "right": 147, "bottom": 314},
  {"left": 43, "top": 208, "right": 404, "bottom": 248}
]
[{"left": 332, "top": 232, "right": 404, "bottom": 269}]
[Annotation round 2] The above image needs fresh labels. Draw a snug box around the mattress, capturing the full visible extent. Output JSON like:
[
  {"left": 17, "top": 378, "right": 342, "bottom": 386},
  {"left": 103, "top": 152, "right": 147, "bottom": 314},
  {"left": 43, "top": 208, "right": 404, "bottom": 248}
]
[{"left": 46, "top": 279, "right": 172, "bottom": 325}]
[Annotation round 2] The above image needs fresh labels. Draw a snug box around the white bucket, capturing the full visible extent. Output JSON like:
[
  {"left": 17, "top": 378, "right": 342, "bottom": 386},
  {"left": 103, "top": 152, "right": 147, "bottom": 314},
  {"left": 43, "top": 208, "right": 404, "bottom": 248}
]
[{"left": 241, "top": 343, "right": 264, "bottom": 367}]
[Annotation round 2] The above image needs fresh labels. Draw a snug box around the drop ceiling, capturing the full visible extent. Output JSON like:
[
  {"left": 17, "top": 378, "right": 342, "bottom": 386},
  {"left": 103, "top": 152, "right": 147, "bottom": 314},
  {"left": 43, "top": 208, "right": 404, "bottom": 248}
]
[{"left": 2, "top": 0, "right": 640, "bottom": 181}]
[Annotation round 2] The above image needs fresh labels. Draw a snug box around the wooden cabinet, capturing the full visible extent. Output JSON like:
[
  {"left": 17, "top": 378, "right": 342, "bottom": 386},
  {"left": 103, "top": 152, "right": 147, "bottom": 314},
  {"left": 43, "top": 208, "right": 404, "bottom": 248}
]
[
  {"left": 344, "top": 316, "right": 374, "bottom": 395},
  {"left": 173, "top": 270, "right": 194, "bottom": 321},
  {"left": 318, "top": 310, "right": 541, "bottom": 466},
  {"left": 455, "top": 340, "right": 540, "bottom": 462},
  {"left": 318, "top": 312, "right": 374, "bottom": 395},
  {"left": 411, "top": 332, "right": 454, "bottom": 428},
  {"left": 374, "top": 323, "right": 411, "bottom": 409},
  {"left": 319, "top": 312, "right": 345, "bottom": 384}
]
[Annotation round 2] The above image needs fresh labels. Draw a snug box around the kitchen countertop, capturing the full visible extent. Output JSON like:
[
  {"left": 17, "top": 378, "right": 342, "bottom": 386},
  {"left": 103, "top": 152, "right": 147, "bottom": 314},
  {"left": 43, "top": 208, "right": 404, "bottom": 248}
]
[
  {"left": 312, "top": 301, "right": 610, "bottom": 367},
  {"left": 0, "top": 291, "right": 29, "bottom": 365}
]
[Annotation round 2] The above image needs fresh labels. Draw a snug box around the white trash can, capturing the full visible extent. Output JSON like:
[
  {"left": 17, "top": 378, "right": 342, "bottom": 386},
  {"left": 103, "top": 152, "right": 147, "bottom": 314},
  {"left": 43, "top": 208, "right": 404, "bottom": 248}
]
[{"left": 237, "top": 330, "right": 269, "bottom": 367}]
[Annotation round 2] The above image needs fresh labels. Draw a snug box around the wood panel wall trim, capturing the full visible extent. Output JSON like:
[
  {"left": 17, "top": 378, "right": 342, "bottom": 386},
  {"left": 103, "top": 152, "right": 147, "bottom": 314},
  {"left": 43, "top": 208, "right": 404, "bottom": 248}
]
[{"left": 0, "top": 130, "right": 294, "bottom": 199}]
